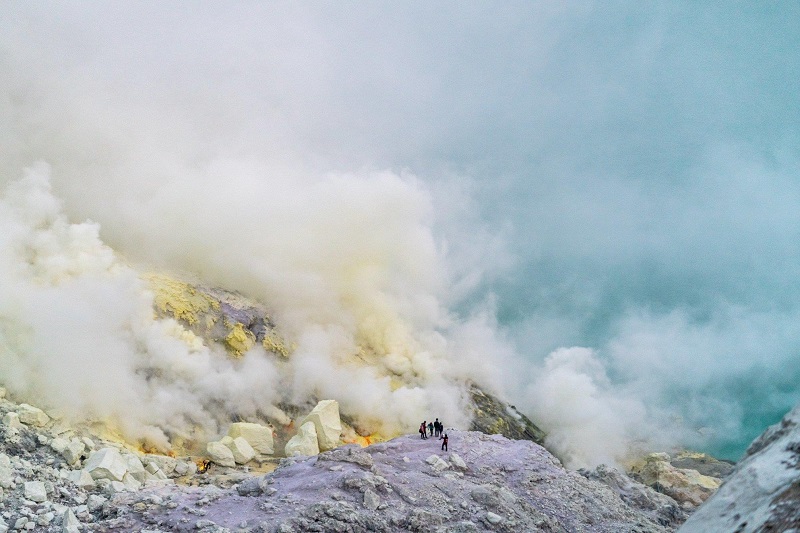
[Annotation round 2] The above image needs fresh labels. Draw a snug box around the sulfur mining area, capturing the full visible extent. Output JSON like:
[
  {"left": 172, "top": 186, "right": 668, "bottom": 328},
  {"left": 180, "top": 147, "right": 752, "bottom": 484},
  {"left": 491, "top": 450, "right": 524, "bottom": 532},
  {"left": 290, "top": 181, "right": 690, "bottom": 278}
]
[{"left": 0, "top": 271, "right": 751, "bottom": 533}]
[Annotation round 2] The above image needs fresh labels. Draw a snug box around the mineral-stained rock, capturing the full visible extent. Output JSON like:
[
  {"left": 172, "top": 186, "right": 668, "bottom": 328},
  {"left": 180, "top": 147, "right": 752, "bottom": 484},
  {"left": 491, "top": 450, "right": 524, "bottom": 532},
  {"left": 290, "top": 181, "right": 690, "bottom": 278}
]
[
  {"left": 206, "top": 441, "right": 236, "bottom": 467},
  {"left": 83, "top": 447, "right": 129, "bottom": 482},
  {"left": 629, "top": 452, "right": 720, "bottom": 508},
  {"left": 16, "top": 403, "right": 50, "bottom": 426},
  {"left": 301, "top": 400, "right": 342, "bottom": 451},
  {"left": 285, "top": 421, "right": 320, "bottom": 457},
  {"left": 669, "top": 450, "right": 734, "bottom": 479},
  {"left": 228, "top": 422, "right": 274, "bottom": 454},
  {"left": 224, "top": 436, "right": 256, "bottom": 464},
  {"left": 467, "top": 383, "right": 546, "bottom": 444}
]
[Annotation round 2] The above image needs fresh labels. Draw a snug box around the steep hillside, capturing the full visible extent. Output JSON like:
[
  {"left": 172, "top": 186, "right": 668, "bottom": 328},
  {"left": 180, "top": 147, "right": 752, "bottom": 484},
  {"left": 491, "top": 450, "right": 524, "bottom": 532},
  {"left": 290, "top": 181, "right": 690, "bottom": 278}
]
[{"left": 679, "top": 404, "right": 800, "bottom": 532}]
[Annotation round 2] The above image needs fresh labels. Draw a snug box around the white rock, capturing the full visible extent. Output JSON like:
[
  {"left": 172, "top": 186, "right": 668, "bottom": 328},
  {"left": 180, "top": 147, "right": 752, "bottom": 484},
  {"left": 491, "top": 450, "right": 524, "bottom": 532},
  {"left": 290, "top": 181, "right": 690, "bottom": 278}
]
[
  {"left": 108, "top": 480, "right": 126, "bottom": 494},
  {"left": 122, "top": 473, "right": 141, "bottom": 491},
  {"left": 62, "top": 439, "right": 85, "bottom": 465},
  {"left": 87, "top": 494, "right": 106, "bottom": 512},
  {"left": 0, "top": 454, "right": 12, "bottom": 489},
  {"left": 50, "top": 438, "right": 69, "bottom": 454},
  {"left": 224, "top": 436, "right": 256, "bottom": 464},
  {"left": 23, "top": 481, "right": 47, "bottom": 503},
  {"left": 174, "top": 460, "right": 196, "bottom": 476},
  {"left": 16, "top": 404, "right": 50, "bottom": 426},
  {"left": 228, "top": 422, "right": 274, "bottom": 454},
  {"left": 300, "top": 400, "right": 342, "bottom": 451},
  {"left": 144, "top": 454, "right": 177, "bottom": 476},
  {"left": 123, "top": 454, "right": 146, "bottom": 482},
  {"left": 61, "top": 509, "right": 80, "bottom": 533},
  {"left": 206, "top": 441, "right": 236, "bottom": 467},
  {"left": 36, "top": 512, "right": 55, "bottom": 526},
  {"left": 81, "top": 437, "right": 95, "bottom": 451},
  {"left": 449, "top": 453, "right": 468, "bottom": 470},
  {"left": 67, "top": 470, "right": 95, "bottom": 489},
  {"left": 284, "top": 421, "right": 320, "bottom": 457},
  {"left": 2, "top": 412, "right": 21, "bottom": 430},
  {"left": 83, "top": 448, "right": 128, "bottom": 482},
  {"left": 426, "top": 454, "right": 450, "bottom": 472}
]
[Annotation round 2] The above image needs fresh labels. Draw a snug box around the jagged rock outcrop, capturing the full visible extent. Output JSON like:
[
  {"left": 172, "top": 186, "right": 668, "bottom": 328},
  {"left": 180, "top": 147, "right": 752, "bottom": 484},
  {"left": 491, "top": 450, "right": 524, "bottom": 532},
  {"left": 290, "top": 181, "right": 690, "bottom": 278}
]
[
  {"left": 679, "top": 404, "right": 800, "bottom": 532},
  {"left": 628, "top": 452, "right": 722, "bottom": 508},
  {"left": 467, "top": 383, "right": 546, "bottom": 445},
  {"left": 147, "top": 273, "right": 291, "bottom": 358}
]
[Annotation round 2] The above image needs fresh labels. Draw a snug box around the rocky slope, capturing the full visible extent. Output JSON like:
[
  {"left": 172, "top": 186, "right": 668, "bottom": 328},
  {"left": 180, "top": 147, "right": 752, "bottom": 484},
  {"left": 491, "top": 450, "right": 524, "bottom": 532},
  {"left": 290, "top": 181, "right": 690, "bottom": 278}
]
[
  {"left": 679, "top": 404, "right": 800, "bottom": 532},
  {"left": 0, "top": 386, "right": 686, "bottom": 533},
  {"left": 147, "top": 274, "right": 546, "bottom": 449}
]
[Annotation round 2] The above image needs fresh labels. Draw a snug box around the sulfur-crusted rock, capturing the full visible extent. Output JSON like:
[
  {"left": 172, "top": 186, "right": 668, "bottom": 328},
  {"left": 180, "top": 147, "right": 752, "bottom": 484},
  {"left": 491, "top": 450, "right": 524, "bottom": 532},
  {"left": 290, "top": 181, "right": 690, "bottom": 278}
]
[
  {"left": 630, "top": 452, "right": 720, "bottom": 508},
  {"left": 206, "top": 441, "right": 236, "bottom": 467},
  {"left": 228, "top": 422, "right": 274, "bottom": 455},
  {"left": 83, "top": 447, "right": 129, "bottom": 482},
  {"left": 224, "top": 436, "right": 256, "bottom": 464},
  {"left": 285, "top": 421, "right": 320, "bottom": 457},
  {"left": 16, "top": 403, "right": 50, "bottom": 426},
  {"left": 301, "top": 400, "right": 342, "bottom": 452}
]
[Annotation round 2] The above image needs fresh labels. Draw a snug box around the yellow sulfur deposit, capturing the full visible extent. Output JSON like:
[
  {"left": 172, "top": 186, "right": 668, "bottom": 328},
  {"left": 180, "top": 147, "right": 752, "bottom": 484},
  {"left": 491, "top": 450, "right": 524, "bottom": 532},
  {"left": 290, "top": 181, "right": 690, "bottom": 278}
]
[
  {"left": 262, "top": 333, "right": 291, "bottom": 358},
  {"left": 224, "top": 322, "right": 256, "bottom": 357},
  {"left": 146, "top": 274, "right": 219, "bottom": 327}
]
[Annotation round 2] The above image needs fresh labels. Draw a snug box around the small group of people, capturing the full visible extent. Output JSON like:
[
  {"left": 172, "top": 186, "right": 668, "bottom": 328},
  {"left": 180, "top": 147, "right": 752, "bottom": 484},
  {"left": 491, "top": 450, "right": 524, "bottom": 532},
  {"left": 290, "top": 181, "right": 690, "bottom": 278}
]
[{"left": 419, "top": 418, "right": 449, "bottom": 451}]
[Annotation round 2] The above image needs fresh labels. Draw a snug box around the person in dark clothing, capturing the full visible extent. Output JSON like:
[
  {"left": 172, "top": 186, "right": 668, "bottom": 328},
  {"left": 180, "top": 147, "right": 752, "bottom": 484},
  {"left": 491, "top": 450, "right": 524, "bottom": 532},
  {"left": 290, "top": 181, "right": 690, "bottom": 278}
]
[
  {"left": 439, "top": 422, "right": 445, "bottom": 439},
  {"left": 427, "top": 421, "right": 434, "bottom": 437},
  {"left": 434, "top": 418, "right": 440, "bottom": 437},
  {"left": 441, "top": 433, "right": 448, "bottom": 451}
]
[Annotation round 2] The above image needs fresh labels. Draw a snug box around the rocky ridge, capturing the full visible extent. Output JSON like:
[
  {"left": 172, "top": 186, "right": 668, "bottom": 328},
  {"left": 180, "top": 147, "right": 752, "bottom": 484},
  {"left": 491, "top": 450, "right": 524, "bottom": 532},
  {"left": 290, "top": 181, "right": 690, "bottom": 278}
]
[{"left": 679, "top": 404, "right": 800, "bottom": 532}]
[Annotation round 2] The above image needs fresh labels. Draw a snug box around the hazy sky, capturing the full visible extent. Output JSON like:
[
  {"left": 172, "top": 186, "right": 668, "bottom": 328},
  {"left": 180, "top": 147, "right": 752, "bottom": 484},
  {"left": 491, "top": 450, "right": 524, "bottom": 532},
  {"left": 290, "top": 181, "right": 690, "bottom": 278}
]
[{"left": 2, "top": 2, "right": 799, "bottom": 460}]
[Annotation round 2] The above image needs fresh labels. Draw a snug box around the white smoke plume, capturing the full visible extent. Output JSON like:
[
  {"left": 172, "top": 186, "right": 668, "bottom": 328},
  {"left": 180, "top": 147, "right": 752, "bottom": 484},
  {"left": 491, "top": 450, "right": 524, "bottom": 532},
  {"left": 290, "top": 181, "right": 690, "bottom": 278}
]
[{"left": 2, "top": 3, "right": 799, "bottom": 467}]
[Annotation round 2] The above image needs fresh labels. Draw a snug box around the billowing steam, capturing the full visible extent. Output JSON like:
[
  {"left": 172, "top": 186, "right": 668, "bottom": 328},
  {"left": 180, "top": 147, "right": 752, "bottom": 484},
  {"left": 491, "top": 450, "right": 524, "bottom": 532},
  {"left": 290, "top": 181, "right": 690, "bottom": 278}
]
[{"left": 2, "top": 3, "right": 799, "bottom": 468}]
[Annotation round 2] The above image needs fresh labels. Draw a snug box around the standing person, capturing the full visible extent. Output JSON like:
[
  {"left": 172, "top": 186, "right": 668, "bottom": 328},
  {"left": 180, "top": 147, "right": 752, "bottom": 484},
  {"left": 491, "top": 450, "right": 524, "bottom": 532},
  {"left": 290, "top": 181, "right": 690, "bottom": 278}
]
[
  {"left": 420, "top": 421, "right": 428, "bottom": 439},
  {"left": 427, "top": 421, "right": 434, "bottom": 437},
  {"left": 441, "top": 433, "right": 448, "bottom": 451},
  {"left": 439, "top": 422, "right": 445, "bottom": 439},
  {"left": 434, "top": 418, "right": 440, "bottom": 437}
]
